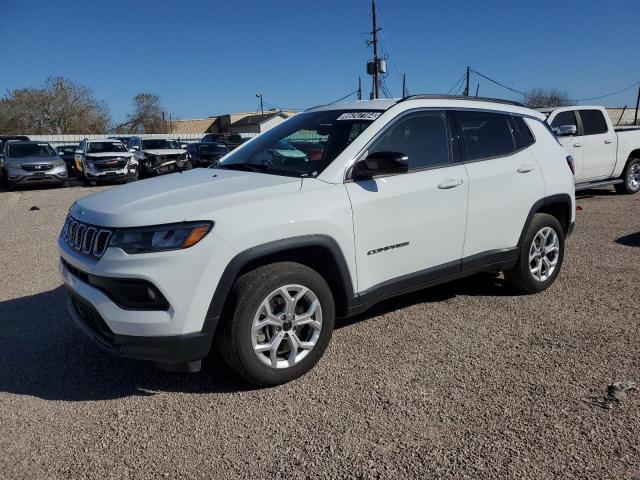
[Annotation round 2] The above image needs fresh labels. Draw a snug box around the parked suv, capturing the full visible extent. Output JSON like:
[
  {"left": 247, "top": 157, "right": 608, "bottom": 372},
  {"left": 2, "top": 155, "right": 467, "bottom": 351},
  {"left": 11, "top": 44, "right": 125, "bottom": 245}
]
[
  {"left": 2, "top": 141, "right": 68, "bottom": 189},
  {"left": 186, "top": 142, "right": 229, "bottom": 167},
  {"left": 75, "top": 139, "right": 138, "bottom": 185},
  {"left": 0, "top": 135, "right": 30, "bottom": 153},
  {"left": 56, "top": 144, "right": 79, "bottom": 176},
  {"left": 128, "top": 137, "right": 190, "bottom": 178},
  {"left": 59, "top": 96, "right": 575, "bottom": 385}
]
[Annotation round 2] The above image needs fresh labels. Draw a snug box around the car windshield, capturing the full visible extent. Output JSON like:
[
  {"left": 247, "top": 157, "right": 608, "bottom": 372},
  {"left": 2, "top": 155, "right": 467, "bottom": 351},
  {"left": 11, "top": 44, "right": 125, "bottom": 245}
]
[
  {"left": 87, "top": 141, "right": 127, "bottom": 153},
  {"left": 142, "top": 139, "right": 180, "bottom": 150},
  {"left": 198, "top": 143, "right": 228, "bottom": 153},
  {"left": 218, "top": 110, "right": 382, "bottom": 177},
  {"left": 8, "top": 143, "right": 56, "bottom": 158}
]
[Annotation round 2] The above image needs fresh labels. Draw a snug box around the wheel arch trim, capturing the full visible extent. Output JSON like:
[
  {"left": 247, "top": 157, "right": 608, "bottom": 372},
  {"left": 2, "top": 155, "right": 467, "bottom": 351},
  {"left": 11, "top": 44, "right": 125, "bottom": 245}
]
[
  {"left": 517, "top": 193, "right": 573, "bottom": 246},
  {"left": 202, "top": 235, "right": 355, "bottom": 337}
]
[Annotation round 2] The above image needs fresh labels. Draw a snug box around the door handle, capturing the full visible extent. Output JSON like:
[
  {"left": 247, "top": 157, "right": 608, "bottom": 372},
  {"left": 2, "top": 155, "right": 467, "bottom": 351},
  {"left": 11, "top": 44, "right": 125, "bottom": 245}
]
[
  {"left": 517, "top": 165, "right": 536, "bottom": 173},
  {"left": 437, "top": 178, "right": 464, "bottom": 189},
  {"left": 604, "top": 139, "right": 613, "bottom": 144},
  {"left": 573, "top": 142, "right": 583, "bottom": 147}
]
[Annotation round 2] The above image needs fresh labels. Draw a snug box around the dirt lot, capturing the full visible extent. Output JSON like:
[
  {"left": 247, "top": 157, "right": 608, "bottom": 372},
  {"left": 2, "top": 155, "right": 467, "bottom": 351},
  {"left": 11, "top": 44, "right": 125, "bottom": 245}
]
[{"left": 0, "top": 183, "right": 638, "bottom": 480}]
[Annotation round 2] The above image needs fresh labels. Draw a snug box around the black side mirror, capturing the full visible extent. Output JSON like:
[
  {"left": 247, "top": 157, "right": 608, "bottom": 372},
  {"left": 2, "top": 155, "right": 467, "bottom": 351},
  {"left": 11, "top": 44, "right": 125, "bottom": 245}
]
[{"left": 353, "top": 151, "right": 409, "bottom": 180}]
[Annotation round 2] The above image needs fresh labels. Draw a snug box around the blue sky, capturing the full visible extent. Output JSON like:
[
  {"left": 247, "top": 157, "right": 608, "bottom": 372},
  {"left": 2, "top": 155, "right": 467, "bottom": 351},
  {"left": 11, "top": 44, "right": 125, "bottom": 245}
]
[{"left": 1, "top": 0, "right": 639, "bottom": 123}]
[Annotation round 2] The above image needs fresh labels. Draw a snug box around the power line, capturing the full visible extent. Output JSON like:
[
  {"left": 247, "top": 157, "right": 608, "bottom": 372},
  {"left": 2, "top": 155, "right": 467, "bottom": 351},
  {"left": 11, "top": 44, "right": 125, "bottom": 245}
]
[
  {"left": 328, "top": 89, "right": 360, "bottom": 104},
  {"left": 446, "top": 71, "right": 467, "bottom": 95},
  {"left": 570, "top": 80, "right": 640, "bottom": 102},
  {"left": 471, "top": 68, "right": 640, "bottom": 103}
]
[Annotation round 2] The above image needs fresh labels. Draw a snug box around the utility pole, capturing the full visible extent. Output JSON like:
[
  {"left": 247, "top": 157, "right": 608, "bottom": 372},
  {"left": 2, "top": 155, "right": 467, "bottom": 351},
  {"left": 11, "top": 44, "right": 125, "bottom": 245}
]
[
  {"left": 634, "top": 86, "right": 640, "bottom": 125},
  {"left": 357, "top": 77, "right": 362, "bottom": 100},
  {"left": 402, "top": 73, "right": 407, "bottom": 98},
  {"left": 463, "top": 66, "right": 470, "bottom": 96},
  {"left": 475, "top": 83, "right": 480, "bottom": 97},
  {"left": 256, "top": 93, "right": 264, "bottom": 115},
  {"left": 369, "top": 0, "right": 380, "bottom": 100},
  {"left": 169, "top": 114, "right": 172, "bottom": 134}
]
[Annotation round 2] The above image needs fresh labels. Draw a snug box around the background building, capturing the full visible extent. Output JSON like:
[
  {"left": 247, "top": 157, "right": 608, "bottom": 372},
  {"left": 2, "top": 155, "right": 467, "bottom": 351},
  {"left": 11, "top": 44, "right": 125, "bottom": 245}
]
[{"left": 170, "top": 110, "right": 296, "bottom": 137}]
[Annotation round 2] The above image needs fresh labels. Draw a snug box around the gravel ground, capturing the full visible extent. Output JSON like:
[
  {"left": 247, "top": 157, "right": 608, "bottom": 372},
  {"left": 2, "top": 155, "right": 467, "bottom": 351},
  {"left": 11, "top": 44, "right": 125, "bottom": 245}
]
[{"left": 0, "top": 183, "right": 639, "bottom": 479}]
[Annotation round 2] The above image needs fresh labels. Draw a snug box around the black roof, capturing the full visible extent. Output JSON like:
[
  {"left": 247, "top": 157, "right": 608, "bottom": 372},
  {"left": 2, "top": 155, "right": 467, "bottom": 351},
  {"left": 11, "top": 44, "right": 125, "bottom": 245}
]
[{"left": 399, "top": 94, "right": 525, "bottom": 107}]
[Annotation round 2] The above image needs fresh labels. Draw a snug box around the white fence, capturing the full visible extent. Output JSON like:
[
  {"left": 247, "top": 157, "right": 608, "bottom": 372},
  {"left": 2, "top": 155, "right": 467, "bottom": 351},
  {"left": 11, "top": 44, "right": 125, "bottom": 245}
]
[{"left": 23, "top": 133, "right": 205, "bottom": 147}]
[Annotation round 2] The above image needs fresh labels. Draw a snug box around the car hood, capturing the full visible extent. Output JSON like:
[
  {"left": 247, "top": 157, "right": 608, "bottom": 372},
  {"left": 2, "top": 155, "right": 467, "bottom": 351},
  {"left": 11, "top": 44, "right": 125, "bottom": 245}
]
[
  {"left": 142, "top": 149, "right": 186, "bottom": 156},
  {"left": 71, "top": 168, "right": 302, "bottom": 228},
  {"left": 86, "top": 152, "right": 133, "bottom": 159}
]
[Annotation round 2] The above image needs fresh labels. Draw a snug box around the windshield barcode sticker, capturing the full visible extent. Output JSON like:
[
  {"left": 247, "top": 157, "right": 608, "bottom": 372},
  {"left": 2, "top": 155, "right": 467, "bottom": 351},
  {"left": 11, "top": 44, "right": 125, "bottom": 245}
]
[{"left": 337, "top": 112, "right": 382, "bottom": 121}]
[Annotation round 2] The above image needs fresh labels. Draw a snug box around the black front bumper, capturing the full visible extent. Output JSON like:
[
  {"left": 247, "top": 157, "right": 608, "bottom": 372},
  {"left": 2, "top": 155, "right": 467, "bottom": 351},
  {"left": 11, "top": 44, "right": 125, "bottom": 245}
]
[{"left": 67, "top": 292, "right": 214, "bottom": 369}]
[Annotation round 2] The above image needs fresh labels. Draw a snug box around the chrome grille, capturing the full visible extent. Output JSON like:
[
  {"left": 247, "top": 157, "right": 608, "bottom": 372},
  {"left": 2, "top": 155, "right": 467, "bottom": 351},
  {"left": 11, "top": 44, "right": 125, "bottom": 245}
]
[
  {"left": 61, "top": 216, "right": 113, "bottom": 259},
  {"left": 23, "top": 164, "right": 53, "bottom": 172}
]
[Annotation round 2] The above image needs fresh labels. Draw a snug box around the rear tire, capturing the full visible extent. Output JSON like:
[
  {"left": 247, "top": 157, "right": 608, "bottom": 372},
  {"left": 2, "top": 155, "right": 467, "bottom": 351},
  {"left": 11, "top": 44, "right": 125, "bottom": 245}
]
[
  {"left": 216, "top": 262, "right": 335, "bottom": 386},
  {"left": 614, "top": 157, "right": 640, "bottom": 194},
  {"left": 504, "top": 213, "right": 565, "bottom": 294}
]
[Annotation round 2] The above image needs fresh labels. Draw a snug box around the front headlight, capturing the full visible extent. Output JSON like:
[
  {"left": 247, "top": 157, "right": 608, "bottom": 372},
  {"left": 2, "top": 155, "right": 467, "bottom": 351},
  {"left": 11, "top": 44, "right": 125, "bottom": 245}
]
[
  {"left": 54, "top": 159, "right": 65, "bottom": 167},
  {"left": 86, "top": 161, "right": 95, "bottom": 169},
  {"left": 6, "top": 161, "right": 21, "bottom": 169},
  {"left": 110, "top": 222, "right": 213, "bottom": 254}
]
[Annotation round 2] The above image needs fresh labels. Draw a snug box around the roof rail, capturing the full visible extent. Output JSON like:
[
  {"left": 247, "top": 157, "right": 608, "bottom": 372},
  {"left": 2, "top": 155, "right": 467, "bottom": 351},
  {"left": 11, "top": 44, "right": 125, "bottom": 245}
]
[{"left": 399, "top": 94, "right": 525, "bottom": 107}]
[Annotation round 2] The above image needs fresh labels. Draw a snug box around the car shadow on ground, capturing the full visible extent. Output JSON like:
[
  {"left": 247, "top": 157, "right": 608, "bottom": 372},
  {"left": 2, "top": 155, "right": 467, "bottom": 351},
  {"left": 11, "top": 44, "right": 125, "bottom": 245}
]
[
  {"left": 337, "top": 273, "right": 516, "bottom": 330},
  {"left": 0, "top": 274, "right": 516, "bottom": 402},
  {"left": 0, "top": 286, "right": 256, "bottom": 401},
  {"left": 575, "top": 187, "right": 618, "bottom": 199},
  {"left": 616, "top": 231, "right": 640, "bottom": 247}
]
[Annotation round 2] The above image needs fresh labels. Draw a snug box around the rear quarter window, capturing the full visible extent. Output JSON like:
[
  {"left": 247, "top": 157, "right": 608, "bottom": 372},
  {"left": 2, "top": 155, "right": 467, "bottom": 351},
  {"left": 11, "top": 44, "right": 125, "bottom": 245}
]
[{"left": 511, "top": 115, "right": 535, "bottom": 149}]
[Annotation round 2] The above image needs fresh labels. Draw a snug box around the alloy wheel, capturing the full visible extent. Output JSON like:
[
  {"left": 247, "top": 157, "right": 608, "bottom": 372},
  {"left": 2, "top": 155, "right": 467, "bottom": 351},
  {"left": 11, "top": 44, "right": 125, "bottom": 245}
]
[
  {"left": 529, "top": 226, "right": 560, "bottom": 282},
  {"left": 628, "top": 163, "right": 640, "bottom": 191},
  {"left": 251, "top": 284, "right": 322, "bottom": 369}
]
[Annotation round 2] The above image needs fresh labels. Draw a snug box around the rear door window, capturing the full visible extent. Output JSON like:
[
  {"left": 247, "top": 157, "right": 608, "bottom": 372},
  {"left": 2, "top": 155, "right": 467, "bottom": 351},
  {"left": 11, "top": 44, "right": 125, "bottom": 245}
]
[
  {"left": 578, "top": 109, "right": 608, "bottom": 135},
  {"left": 457, "top": 111, "right": 516, "bottom": 161}
]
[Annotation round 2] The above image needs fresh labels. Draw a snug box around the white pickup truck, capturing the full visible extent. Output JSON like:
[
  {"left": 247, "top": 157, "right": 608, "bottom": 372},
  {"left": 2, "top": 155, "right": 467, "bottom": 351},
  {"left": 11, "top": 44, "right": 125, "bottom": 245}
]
[{"left": 542, "top": 106, "right": 640, "bottom": 194}]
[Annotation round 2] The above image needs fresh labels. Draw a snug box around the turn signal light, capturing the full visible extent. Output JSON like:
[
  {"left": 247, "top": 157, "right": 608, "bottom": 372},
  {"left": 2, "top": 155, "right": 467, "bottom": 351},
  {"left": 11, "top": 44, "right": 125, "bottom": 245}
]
[{"left": 182, "top": 225, "right": 211, "bottom": 248}]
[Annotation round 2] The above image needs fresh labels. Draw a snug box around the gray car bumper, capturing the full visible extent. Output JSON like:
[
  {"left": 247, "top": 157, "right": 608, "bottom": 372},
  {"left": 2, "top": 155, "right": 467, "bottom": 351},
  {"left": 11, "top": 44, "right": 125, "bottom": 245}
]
[{"left": 6, "top": 166, "right": 68, "bottom": 185}]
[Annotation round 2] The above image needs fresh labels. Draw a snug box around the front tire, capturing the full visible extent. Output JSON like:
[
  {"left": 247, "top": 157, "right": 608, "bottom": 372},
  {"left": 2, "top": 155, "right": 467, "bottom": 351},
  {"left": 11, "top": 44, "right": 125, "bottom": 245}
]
[
  {"left": 504, "top": 213, "right": 565, "bottom": 294},
  {"left": 217, "top": 262, "right": 335, "bottom": 386},
  {"left": 614, "top": 157, "right": 640, "bottom": 194}
]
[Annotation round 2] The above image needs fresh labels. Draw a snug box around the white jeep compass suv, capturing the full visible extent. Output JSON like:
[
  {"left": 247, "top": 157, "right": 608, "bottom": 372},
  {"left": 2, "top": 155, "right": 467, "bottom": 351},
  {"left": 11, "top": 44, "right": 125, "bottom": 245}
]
[{"left": 59, "top": 96, "right": 575, "bottom": 385}]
